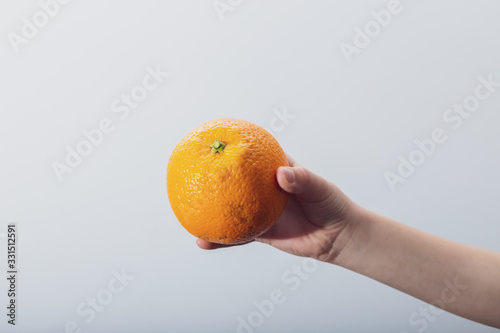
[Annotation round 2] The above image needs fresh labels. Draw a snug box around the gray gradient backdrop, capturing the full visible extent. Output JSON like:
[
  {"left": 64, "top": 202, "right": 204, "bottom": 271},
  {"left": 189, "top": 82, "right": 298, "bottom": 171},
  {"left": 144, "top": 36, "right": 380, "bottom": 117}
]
[{"left": 1, "top": 1, "right": 499, "bottom": 332}]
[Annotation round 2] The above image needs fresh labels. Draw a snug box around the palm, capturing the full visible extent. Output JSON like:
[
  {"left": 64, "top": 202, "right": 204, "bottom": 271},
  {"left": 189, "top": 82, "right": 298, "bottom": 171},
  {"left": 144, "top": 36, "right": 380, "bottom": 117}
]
[
  {"left": 196, "top": 155, "right": 353, "bottom": 262},
  {"left": 256, "top": 189, "right": 349, "bottom": 261}
]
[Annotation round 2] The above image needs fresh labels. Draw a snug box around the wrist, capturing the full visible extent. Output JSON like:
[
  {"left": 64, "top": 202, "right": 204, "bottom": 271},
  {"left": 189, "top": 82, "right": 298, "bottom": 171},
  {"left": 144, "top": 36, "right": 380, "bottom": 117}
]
[{"left": 326, "top": 203, "right": 373, "bottom": 267}]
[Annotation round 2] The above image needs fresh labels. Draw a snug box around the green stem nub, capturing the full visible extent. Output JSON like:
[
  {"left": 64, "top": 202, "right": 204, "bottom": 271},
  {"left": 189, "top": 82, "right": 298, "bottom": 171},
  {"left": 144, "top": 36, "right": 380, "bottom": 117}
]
[{"left": 210, "top": 140, "right": 226, "bottom": 154}]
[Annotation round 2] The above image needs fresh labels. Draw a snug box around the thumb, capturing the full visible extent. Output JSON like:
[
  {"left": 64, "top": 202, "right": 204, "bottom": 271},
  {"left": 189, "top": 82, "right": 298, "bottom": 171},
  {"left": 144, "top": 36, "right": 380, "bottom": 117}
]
[{"left": 277, "top": 166, "right": 333, "bottom": 203}]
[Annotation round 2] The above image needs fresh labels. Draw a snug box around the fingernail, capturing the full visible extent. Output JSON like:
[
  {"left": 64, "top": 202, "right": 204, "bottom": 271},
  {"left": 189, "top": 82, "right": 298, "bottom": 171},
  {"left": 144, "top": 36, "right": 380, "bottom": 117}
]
[{"left": 281, "top": 167, "right": 295, "bottom": 184}]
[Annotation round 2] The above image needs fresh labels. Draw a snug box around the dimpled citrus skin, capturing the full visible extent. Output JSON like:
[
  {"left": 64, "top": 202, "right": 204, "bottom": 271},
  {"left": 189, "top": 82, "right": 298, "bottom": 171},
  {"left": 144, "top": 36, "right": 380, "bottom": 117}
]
[{"left": 167, "top": 118, "right": 289, "bottom": 244}]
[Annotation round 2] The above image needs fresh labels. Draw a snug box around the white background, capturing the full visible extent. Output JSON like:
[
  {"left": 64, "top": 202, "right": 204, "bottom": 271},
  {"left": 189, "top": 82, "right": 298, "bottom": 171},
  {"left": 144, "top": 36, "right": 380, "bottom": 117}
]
[{"left": 1, "top": 1, "right": 499, "bottom": 332}]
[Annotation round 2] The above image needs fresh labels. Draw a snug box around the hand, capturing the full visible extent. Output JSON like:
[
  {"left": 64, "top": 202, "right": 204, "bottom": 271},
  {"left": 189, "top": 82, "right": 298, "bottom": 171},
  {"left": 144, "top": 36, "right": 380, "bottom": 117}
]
[
  {"left": 197, "top": 155, "right": 359, "bottom": 263},
  {"left": 198, "top": 156, "right": 500, "bottom": 328}
]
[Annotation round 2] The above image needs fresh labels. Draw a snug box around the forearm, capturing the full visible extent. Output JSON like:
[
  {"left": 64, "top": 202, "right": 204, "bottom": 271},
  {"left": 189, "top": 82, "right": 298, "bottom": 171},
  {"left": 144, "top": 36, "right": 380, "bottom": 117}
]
[{"left": 333, "top": 207, "right": 500, "bottom": 328}]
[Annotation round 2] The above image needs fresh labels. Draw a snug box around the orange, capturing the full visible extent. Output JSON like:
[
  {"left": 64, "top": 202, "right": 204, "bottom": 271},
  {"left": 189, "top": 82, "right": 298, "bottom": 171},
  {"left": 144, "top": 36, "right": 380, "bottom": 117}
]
[{"left": 167, "top": 118, "right": 289, "bottom": 244}]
